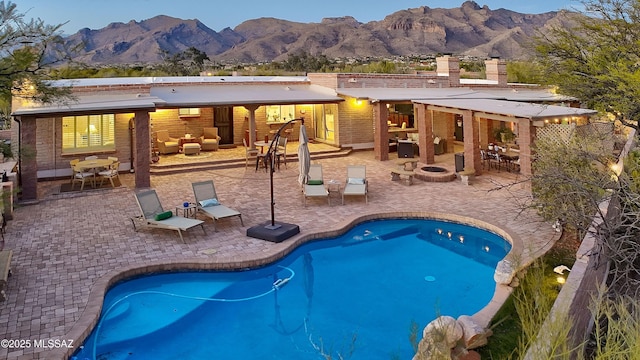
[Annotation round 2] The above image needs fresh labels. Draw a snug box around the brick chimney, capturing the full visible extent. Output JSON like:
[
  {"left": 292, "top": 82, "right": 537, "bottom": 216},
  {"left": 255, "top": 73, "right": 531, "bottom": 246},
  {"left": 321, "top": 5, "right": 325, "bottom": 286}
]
[
  {"left": 436, "top": 56, "right": 460, "bottom": 87},
  {"left": 485, "top": 58, "right": 507, "bottom": 86}
]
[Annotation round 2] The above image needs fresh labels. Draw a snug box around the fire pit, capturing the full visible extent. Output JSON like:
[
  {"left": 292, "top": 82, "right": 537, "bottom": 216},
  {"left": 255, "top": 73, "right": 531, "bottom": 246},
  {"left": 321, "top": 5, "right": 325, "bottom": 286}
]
[
  {"left": 415, "top": 165, "right": 456, "bottom": 182},
  {"left": 421, "top": 166, "right": 448, "bottom": 173}
]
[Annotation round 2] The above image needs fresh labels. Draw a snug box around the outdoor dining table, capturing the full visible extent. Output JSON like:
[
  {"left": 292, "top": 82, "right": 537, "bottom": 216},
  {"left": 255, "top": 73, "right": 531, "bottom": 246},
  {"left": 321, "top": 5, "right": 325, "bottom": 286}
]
[
  {"left": 75, "top": 158, "right": 114, "bottom": 187},
  {"left": 254, "top": 140, "right": 270, "bottom": 153},
  {"left": 487, "top": 149, "right": 519, "bottom": 172}
]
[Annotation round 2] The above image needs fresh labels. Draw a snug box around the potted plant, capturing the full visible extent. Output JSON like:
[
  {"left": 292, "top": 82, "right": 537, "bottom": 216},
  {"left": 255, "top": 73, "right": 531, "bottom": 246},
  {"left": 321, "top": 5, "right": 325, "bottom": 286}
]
[{"left": 492, "top": 127, "right": 516, "bottom": 143}]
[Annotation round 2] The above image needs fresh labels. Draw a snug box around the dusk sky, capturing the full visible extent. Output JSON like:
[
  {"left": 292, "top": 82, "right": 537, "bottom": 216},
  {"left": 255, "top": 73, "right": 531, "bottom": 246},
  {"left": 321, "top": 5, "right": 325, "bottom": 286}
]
[{"left": 18, "top": 0, "right": 582, "bottom": 34}]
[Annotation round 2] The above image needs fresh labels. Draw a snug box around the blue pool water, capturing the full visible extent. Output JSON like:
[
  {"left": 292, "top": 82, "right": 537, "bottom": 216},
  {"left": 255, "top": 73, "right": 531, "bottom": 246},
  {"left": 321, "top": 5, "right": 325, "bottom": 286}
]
[{"left": 73, "top": 218, "right": 511, "bottom": 360}]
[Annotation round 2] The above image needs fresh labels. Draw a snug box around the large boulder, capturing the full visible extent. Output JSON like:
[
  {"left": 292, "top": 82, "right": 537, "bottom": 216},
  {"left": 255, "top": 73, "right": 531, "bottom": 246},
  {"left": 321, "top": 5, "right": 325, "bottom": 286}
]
[
  {"left": 413, "top": 337, "right": 451, "bottom": 360},
  {"left": 413, "top": 316, "right": 464, "bottom": 360},
  {"left": 457, "top": 315, "right": 492, "bottom": 349},
  {"left": 423, "top": 315, "right": 464, "bottom": 348},
  {"left": 494, "top": 258, "right": 516, "bottom": 284}
]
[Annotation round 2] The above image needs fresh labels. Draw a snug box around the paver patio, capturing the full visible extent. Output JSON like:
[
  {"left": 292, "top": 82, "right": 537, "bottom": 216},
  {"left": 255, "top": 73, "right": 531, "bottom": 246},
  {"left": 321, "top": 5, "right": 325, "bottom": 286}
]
[{"left": 0, "top": 150, "right": 557, "bottom": 359}]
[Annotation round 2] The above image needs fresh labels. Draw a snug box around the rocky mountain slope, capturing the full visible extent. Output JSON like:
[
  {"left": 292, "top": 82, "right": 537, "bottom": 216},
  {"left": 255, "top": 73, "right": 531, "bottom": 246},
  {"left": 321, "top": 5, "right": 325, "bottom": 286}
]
[{"left": 62, "top": 1, "right": 578, "bottom": 65}]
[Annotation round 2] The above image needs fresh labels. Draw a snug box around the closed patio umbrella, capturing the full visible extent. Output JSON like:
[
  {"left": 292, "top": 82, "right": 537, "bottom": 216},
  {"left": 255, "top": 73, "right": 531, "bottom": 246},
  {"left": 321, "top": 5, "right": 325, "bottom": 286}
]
[{"left": 298, "top": 122, "right": 310, "bottom": 186}]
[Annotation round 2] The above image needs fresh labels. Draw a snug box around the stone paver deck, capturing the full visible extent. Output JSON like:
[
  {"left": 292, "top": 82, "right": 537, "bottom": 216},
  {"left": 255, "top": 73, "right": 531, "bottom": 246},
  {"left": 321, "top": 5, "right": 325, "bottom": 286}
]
[{"left": 0, "top": 150, "right": 557, "bottom": 359}]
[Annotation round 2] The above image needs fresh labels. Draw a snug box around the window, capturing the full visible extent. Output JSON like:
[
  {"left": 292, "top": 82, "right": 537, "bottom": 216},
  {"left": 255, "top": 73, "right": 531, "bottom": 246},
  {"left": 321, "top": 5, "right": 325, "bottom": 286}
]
[
  {"left": 266, "top": 105, "right": 295, "bottom": 123},
  {"left": 179, "top": 108, "right": 200, "bottom": 117},
  {"left": 62, "top": 114, "right": 115, "bottom": 153}
]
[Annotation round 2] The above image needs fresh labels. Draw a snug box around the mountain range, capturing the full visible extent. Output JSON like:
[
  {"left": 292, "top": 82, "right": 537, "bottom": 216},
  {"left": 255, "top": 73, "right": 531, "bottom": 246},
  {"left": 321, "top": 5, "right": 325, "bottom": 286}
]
[{"left": 61, "top": 1, "right": 578, "bottom": 65}]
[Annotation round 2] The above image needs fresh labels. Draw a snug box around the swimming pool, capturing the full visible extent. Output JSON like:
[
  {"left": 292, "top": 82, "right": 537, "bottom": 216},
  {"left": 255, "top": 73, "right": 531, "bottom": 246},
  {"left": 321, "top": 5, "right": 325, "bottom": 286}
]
[{"left": 73, "top": 218, "right": 511, "bottom": 360}]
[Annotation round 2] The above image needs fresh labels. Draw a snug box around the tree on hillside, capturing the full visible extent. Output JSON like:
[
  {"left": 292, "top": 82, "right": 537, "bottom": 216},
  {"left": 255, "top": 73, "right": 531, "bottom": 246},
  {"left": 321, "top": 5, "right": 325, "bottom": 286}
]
[
  {"left": 158, "top": 47, "right": 210, "bottom": 76},
  {"left": 534, "top": 0, "right": 640, "bottom": 134},
  {"left": 282, "top": 51, "right": 332, "bottom": 73},
  {"left": 0, "top": 0, "right": 73, "bottom": 120},
  {"left": 506, "top": 61, "right": 543, "bottom": 84}
]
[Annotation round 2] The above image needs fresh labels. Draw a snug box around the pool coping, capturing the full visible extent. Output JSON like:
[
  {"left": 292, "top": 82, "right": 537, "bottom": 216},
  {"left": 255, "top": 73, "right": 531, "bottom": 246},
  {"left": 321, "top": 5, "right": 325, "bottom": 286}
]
[{"left": 56, "top": 211, "right": 529, "bottom": 359}]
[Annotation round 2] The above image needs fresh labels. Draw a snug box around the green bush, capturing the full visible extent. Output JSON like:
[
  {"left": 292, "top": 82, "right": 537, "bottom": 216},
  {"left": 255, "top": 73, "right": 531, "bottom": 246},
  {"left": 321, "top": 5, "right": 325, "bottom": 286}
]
[{"left": 0, "top": 141, "right": 12, "bottom": 159}]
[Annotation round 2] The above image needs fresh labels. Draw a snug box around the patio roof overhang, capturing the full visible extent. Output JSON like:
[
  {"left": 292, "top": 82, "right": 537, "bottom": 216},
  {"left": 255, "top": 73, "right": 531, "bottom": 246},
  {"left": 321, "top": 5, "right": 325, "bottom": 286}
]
[
  {"left": 334, "top": 87, "right": 575, "bottom": 104},
  {"left": 335, "top": 87, "right": 496, "bottom": 102},
  {"left": 413, "top": 98, "right": 598, "bottom": 125},
  {"left": 11, "top": 94, "right": 164, "bottom": 118},
  {"left": 12, "top": 83, "right": 344, "bottom": 118},
  {"left": 476, "top": 89, "right": 578, "bottom": 102},
  {"left": 150, "top": 84, "right": 344, "bottom": 107}
]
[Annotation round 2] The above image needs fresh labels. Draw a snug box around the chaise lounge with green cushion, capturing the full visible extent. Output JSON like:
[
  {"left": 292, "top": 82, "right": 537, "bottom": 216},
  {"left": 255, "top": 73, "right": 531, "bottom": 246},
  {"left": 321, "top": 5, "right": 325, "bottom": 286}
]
[
  {"left": 303, "top": 163, "right": 330, "bottom": 206},
  {"left": 133, "top": 189, "right": 205, "bottom": 242},
  {"left": 192, "top": 180, "right": 243, "bottom": 230}
]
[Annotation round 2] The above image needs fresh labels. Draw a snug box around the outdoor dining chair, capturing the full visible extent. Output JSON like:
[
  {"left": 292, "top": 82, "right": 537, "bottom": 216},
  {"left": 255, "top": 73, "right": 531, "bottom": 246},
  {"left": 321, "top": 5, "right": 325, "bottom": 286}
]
[
  {"left": 243, "top": 138, "right": 259, "bottom": 169},
  {"left": 98, "top": 161, "right": 120, "bottom": 188},
  {"left": 69, "top": 159, "right": 80, "bottom": 184},
  {"left": 275, "top": 136, "right": 287, "bottom": 169},
  {"left": 71, "top": 164, "right": 95, "bottom": 191}
]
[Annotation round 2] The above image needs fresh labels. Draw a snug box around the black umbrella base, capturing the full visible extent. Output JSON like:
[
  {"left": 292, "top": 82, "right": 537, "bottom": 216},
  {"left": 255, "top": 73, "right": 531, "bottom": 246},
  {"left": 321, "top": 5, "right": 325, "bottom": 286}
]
[{"left": 246, "top": 221, "right": 300, "bottom": 242}]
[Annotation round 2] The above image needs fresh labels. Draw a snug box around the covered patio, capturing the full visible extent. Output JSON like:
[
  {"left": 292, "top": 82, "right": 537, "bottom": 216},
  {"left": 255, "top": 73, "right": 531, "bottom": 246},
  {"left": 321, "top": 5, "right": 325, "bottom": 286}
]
[
  {"left": 335, "top": 86, "right": 596, "bottom": 178},
  {"left": 411, "top": 98, "right": 598, "bottom": 177},
  {"left": 11, "top": 79, "right": 344, "bottom": 201}
]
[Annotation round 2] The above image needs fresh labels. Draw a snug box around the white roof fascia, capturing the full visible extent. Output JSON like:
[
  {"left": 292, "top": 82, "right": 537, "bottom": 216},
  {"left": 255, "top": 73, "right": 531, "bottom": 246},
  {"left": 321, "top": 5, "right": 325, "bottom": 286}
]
[
  {"left": 150, "top": 84, "right": 343, "bottom": 107},
  {"left": 12, "top": 94, "right": 164, "bottom": 116},
  {"left": 49, "top": 76, "right": 310, "bottom": 88},
  {"left": 460, "top": 79, "right": 499, "bottom": 85}
]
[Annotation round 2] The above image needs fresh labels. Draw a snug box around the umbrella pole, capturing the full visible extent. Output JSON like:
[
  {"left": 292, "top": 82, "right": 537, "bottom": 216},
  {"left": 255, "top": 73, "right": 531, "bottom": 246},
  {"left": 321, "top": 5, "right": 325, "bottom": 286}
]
[
  {"left": 267, "top": 140, "right": 278, "bottom": 228},
  {"left": 263, "top": 118, "right": 304, "bottom": 230}
]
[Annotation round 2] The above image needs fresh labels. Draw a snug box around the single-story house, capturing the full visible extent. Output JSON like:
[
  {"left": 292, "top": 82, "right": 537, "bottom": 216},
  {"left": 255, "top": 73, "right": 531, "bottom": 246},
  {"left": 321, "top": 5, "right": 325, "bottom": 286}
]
[{"left": 11, "top": 57, "right": 598, "bottom": 200}]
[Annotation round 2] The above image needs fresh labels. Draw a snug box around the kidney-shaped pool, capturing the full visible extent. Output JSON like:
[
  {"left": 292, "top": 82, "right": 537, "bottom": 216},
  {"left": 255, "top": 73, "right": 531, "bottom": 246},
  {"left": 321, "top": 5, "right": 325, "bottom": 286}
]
[{"left": 73, "top": 218, "right": 511, "bottom": 360}]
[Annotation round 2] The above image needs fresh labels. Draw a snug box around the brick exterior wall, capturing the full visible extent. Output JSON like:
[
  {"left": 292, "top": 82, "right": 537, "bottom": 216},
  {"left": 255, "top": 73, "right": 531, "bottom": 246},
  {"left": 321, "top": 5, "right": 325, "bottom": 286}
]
[
  {"left": 20, "top": 116, "right": 37, "bottom": 200},
  {"left": 518, "top": 119, "right": 536, "bottom": 178},
  {"left": 336, "top": 98, "right": 374, "bottom": 147},
  {"left": 309, "top": 73, "right": 452, "bottom": 89},
  {"left": 436, "top": 56, "right": 461, "bottom": 86},
  {"left": 485, "top": 59, "right": 508, "bottom": 87},
  {"left": 34, "top": 114, "right": 133, "bottom": 176},
  {"left": 462, "top": 110, "right": 481, "bottom": 174},
  {"left": 432, "top": 112, "right": 454, "bottom": 152},
  {"left": 134, "top": 110, "right": 151, "bottom": 189}
]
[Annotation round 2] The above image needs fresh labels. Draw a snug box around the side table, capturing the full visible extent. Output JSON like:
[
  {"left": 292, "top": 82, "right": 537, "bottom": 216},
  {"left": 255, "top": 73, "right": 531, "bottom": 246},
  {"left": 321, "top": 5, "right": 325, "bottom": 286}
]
[
  {"left": 175, "top": 203, "right": 197, "bottom": 218},
  {"left": 327, "top": 179, "right": 342, "bottom": 195},
  {"left": 179, "top": 137, "right": 200, "bottom": 152}
]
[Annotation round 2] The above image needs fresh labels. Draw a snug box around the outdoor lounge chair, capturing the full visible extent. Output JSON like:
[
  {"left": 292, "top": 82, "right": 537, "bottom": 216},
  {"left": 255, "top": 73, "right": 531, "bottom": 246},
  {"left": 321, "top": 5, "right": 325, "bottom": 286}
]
[
  {"left": 156, "top": 130, "right": 180, "bottom": 154},
  {"left": 303, "top": 163, "right": 330, "bottom": 206},
  {"left": 133, "top": 189, "right": 205, "bottom": 243},
  {"left": 342, "top": 165, "right": 368, "bottom": 205},
  {"left": 199, "top": 127, "right": 221, "bottom": 151},
  {"left": 192, "top": 180, "right": 243, "bottom": 230}
]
